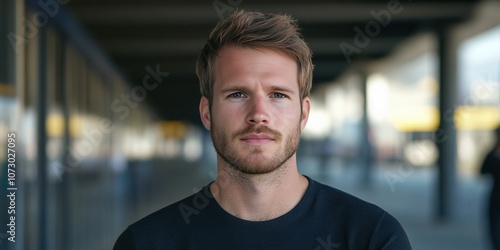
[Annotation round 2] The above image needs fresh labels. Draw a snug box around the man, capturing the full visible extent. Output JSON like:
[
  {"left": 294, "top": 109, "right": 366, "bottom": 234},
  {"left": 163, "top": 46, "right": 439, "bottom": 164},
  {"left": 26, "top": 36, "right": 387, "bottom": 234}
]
[
  {"left": 481, "top": 126, "right": 500, "bottom": 250},
  {"left": 114, "top": 10, "right": 411, "bottom": 249}
]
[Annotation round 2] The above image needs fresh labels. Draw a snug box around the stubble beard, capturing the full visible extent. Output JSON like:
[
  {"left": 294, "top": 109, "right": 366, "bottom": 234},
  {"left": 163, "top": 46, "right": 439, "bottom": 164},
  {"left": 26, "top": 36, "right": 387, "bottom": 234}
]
[{"left": 211, "top": 118, "right": 302, "bottom": 175}]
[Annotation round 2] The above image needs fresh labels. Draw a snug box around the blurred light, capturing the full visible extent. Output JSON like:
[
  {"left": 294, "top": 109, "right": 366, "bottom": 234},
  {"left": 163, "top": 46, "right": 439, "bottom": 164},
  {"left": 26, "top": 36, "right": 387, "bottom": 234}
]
[
  {"left": 47, "top": 137, "right": 62, "bottom": 160},
  {"left": 340, "top": 76, "right": 364, "bottom": 123},
  {"left": 458, "top": 25, "right": 500, "bottom": 107},
  {"left": 403, "top": 139, "right": 438, "bottom": 167},
  {"left": 303, "top": 100, "right": 331, "bottom": 139},
  {"left": 367, "top": 74, "right": 389, "bottom": 123},
  {"left": 46, "top": 113, "right": 64, "bottom": 137},
  {"left": 183, "top": 135, "right": 202, "bottom": 162},
  {"left": 158, "top": 121, "right": 187, "bottom": 139},
  {"left": 471, "top": 80, "right": 499, "bottom": 103},
  {"left": 325, "top": 85, "right": 345, "bottom": 123},
  {"left": 69, "top": 115, "right": 84, "bottom": 137},
  {"left": 418, "top": 76, "right": 439, "bottom": 96},
  {"left": 0, "top": 83, "right": 15, "bottom": 96},
  {"left": 123, "top": 126, "right": 156, "bottom": 160},
  {"left": 390, "top": 106, "right": 440, "bottom": 132},
  {"left": 458, "top": 134, "right": 477, "bottom": 163},
  {"left": 22, "top": 110, "right": 37, "bottom": 162},
  {"left": 459, "top": 25, "right": 500, "bottom": 66},
  {"left": 164, "top": 139, "right": 181, "bottom": 158},
  {"left": 455, "top": 106, "right": 500, "bottom": 130}
]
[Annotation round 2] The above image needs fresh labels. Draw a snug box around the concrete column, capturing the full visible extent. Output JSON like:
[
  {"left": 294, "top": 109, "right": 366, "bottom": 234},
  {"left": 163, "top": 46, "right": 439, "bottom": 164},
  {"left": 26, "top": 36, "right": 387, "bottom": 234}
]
[
  {"left": 435, "top": 27, "right": 458, "bottom": 222},
  {"left": 58, "top": 38, "right": 71, "bottom": 250},
  {"left": 37, "top": 25, "right": 48, "bottom": 250},
  {"left": 360, "top": 72, "right": 372, "bottom": 187}
]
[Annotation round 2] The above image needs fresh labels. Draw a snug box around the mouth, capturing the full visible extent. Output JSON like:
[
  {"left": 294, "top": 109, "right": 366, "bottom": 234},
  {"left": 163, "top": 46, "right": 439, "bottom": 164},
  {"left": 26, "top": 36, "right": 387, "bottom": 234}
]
[{"left": 240, "top": 133, "right": 274, "bottom": 145}]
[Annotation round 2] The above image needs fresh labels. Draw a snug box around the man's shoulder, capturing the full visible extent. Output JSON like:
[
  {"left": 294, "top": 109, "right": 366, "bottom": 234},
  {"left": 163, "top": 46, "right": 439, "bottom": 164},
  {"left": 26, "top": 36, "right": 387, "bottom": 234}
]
[
  {"left": 131, "top": 184, "right": 214, "bottom": 231},
  {"left": 309, "top": 178, "right": 411, "bottom": 249},
  {"left": 311, "top": 178, "right": 385, "bottom": 215},
  {"left": 114, "top": 185, "right": 217, "bottom": 249},
  {"left": 128, "top": 196, "right": 189, "bottom": 234}
]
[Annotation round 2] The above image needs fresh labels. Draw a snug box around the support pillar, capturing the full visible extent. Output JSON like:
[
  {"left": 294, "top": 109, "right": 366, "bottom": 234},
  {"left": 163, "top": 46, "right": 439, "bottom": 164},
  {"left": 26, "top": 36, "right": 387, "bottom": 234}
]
[
  {"left": 37, "top": 26, "right": 48, "bottom": 250},
  {"left": 360, "top": 72, "right": 372, "bottom": 187},
  {"left": 435, "top": 27, "right": 457, "bottom": 222}
]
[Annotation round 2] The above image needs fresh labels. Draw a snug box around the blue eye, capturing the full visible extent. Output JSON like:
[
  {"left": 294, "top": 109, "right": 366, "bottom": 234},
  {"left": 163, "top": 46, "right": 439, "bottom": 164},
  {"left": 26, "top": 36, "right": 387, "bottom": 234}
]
[
  {"left": 272, "top": 93, "right": 287, "bottom": 98},
  {"left": 229, "top": 92, "right": 245, "bottom": 98}
]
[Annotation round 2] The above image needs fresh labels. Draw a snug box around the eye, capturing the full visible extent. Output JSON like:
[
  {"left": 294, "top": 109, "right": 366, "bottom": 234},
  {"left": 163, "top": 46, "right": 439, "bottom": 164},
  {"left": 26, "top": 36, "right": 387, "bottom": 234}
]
[
  {"left": 271, "top": 92, "right": 287, "bottom": 99},
  {"left": 228, "top": 92, "right": 246, "bottom": 98}
]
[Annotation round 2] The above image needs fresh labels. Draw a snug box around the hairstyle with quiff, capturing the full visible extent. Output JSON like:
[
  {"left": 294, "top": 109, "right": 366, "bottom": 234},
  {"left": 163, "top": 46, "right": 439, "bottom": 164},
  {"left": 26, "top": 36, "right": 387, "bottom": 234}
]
[{"left": 196, "top": 10, "right": 313, "bottom": 105}]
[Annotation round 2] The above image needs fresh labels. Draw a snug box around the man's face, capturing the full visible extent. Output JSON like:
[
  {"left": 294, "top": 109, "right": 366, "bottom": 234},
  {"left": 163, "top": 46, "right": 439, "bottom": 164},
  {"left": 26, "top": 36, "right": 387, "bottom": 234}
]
[{"left": 200, "top": 46, "right": 310, "bottom": 174}]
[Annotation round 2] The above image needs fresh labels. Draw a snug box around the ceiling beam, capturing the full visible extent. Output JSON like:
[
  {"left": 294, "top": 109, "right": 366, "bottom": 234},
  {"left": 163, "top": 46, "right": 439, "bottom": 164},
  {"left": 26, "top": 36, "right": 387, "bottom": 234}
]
[
  {"left": 71, "top": 3, "right": 475, "bottom": 25},
  {"left": 99, "top": 37, "right": 404, "bottom": 57}
]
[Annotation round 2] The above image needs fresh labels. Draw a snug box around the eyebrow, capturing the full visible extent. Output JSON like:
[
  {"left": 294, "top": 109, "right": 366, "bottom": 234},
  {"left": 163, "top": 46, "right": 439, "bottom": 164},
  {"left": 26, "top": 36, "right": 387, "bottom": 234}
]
[
  {"left": 219, "top": 85, "right": 296, "bottom": 94},
  {"left": 220, "top": 86, "right": 248, "bottom": 94},
  {"left": 269, "top": 86, "right": 295, "bottom": 94}
]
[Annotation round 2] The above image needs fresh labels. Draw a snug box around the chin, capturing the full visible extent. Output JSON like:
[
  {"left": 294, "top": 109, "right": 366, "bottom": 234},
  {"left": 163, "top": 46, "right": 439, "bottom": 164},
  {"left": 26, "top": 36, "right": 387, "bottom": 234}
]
[{"left": 233, "top": 154, "right": 292, "bottom": 175}]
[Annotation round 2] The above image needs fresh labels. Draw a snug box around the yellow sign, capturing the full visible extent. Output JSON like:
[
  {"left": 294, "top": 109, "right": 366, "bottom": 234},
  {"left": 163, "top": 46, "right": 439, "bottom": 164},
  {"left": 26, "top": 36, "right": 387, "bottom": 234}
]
[
  {"left": 390, "top": 106, "right": 440, "bottom": 132},
  {"left": 390, "top": 105, "right": 500, "bottom": 132},
  {"left": 455, "top": 106, "right": 500, "bottom": 130},
  {"left": 158, "top": 121, "right": 187, "bottom": 139}
]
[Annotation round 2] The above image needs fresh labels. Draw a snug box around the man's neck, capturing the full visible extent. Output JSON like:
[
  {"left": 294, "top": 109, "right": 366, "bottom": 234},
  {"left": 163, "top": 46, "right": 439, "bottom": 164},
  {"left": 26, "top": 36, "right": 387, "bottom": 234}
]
[{"left": 210, "top": 155, "right": 308, "bottom": 221}]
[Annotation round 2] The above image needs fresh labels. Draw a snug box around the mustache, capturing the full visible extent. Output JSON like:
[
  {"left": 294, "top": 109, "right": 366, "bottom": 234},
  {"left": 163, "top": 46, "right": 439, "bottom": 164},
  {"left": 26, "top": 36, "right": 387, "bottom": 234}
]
[{"left": 232, "top": 125, "right": 282, "bottom": 141}]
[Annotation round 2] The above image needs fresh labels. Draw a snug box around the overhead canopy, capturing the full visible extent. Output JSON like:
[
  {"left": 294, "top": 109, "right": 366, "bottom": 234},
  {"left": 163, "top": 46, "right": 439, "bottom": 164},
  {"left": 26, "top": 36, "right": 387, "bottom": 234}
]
[{"left": 66, "top": 0, "right": 479, "bottom": 124}]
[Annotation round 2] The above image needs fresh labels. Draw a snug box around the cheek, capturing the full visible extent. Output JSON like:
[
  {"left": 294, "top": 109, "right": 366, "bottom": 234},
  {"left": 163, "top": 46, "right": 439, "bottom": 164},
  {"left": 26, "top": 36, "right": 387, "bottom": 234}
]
[
  {"left": 272, "top": 102, "right": 302, "bottom": 123},
  {"left": 211, "top": 104, "right": 242, "bottom": 130}
]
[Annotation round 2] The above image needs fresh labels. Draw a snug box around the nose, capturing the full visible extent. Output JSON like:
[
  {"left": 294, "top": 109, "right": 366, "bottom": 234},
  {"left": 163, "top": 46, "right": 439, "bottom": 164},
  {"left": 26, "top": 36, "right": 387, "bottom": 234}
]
[{"left": 246, "top": 94, "right": 270, "bottom": 125}]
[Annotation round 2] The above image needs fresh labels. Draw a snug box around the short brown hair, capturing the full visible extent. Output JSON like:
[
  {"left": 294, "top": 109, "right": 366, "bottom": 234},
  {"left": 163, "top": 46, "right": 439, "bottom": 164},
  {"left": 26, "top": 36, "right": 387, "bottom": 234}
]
[{"left": 196, "top": 10, "right": 313, "bottom": 104}]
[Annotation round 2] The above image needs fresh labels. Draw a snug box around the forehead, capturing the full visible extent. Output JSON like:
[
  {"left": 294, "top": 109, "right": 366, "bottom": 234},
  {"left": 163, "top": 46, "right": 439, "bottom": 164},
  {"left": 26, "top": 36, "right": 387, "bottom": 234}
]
[{"left": 213, "top": 46, "right": 298, "bottom": 91}]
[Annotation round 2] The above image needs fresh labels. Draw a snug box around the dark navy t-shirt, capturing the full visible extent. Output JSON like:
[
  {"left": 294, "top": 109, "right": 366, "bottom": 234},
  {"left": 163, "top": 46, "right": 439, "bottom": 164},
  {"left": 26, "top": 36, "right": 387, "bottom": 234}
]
[{"left": 114, "top": 176, "right": 411, "bottom": 249}]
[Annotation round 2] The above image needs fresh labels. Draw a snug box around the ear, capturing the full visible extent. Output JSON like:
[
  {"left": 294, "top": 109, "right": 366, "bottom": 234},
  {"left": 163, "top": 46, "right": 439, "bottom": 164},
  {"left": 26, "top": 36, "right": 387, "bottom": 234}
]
[
  {"left": 300, "top": 97, "right": 310, "bottom": 130},
  {"left": 200, "top": 96, "right": 211, "bottom": 131}
]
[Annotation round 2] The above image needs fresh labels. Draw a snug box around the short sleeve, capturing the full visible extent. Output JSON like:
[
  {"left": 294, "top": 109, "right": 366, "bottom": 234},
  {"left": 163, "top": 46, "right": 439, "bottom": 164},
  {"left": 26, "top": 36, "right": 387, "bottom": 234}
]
[
  {"left": 113, "top": 227, "right": 136, "bottom": 250},
  {"left": 370, "top": 212, "right": 412, "bottom": 250}
]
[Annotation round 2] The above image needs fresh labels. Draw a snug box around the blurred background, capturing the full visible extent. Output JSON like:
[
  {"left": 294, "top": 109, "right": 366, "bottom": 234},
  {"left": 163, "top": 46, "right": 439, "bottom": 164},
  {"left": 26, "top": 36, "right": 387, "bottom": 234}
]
[{"left": 0, "top": 0, "right": 499, "bottom": 249}]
